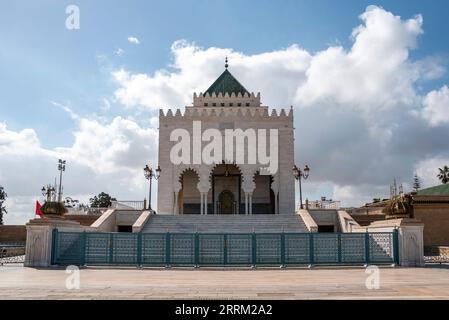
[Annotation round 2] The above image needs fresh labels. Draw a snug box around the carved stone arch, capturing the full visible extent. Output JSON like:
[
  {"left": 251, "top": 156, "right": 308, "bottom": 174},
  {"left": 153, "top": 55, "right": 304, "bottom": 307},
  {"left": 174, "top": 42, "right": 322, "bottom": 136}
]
[
  {"left": 176, "top": 166, "right": 202, "bottom": 215},
  {"left": 208, "top": 161, "right": 242, "bottom": 182},
  {"left": 176, "top": 165, "right": 200, "bottom": 191},
  {"left": 178, "top": 166, "right": 200, "bottom": 176}
]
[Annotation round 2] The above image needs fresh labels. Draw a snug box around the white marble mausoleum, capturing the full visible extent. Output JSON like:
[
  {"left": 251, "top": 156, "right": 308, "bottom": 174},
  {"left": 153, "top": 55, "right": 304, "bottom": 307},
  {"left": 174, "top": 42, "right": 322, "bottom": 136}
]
[{"left": 157, "top": 64, "right": 295, "bottom": 215}]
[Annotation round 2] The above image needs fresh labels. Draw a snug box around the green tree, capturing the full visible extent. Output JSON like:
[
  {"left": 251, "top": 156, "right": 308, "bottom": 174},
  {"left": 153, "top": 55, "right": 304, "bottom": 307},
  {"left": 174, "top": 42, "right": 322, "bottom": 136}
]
[
  {"left": 0, "top": 186, "right": 7, "bottom": 225},
  {"left": 413, "top": 174, "right": 421, "bottom": 192},
  {"left": 89, "top": 192, "right": 116, "bottom": 208},
  {"left": 437, "top": 166, "right": 449, "bottom": 184}
]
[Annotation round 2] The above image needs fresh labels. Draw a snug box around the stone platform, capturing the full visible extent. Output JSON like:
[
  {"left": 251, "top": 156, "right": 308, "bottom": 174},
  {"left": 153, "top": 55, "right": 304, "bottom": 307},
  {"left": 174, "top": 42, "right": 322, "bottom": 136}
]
[{"left": 1, "top": 265, "right": 449, "bottom": 299}]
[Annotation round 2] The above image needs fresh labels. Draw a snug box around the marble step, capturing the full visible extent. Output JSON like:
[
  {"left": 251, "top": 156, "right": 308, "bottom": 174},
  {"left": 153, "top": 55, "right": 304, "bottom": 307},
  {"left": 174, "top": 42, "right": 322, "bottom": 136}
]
[{"left": 142, "top": 214, "right": 307, "bottom": 233}]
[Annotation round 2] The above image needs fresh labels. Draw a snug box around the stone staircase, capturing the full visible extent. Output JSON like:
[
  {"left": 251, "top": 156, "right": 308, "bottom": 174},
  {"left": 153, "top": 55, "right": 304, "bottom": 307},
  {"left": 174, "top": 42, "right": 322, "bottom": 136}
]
[{"left": 141, "top": 214, "right": 307, "bottom": 233}]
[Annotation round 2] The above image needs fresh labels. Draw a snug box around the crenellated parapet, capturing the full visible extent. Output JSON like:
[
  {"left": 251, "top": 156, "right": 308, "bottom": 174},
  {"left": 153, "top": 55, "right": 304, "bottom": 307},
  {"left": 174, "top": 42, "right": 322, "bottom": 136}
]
[
  {"left": 159, "top": 106, "right": 293, "bottom": 120},
  {"left": 193, "top": 91, "right": 261, "bottom": 107}
]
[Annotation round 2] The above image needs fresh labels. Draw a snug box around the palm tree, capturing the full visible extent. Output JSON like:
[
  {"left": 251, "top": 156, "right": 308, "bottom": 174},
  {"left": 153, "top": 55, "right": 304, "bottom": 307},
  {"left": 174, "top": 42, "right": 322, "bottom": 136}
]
[{"left": 437, "top": 166, "right": 449, "bottom": 184}]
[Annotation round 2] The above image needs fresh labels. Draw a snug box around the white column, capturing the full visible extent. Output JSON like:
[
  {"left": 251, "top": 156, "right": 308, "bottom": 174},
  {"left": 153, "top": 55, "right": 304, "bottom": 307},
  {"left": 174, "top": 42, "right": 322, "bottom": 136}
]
[
  {"left": 249, "top": 193, "right": 253, "bottom": 215},
  {"left": 203, "top": 192, "right": 208, "bottom": 215},
  {"left": 174, "top": 192, "right": 179, "bottom": 215},
  {"left": 241, "top": 168, "right": 256, "bottom": 216},
  {"left": 275, "top": 192, "right": 279, "bottom": 215},
  {"left": 197, "top": 169, "right": 211, "bottom": 216},
  {"left": 200, "top": 194, "right": 204, "bottom": 215}
]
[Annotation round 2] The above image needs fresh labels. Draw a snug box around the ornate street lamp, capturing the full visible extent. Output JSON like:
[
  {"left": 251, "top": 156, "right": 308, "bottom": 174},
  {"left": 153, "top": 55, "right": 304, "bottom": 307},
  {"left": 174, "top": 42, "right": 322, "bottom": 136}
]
[
  {"left": 144, "top": 164, "right": 161, "bottom": 211},
  {"left": 292, "top": 164, "right": 310, "bottom": 209},
  {"left": 41, "top": 185, "right": 56, "bottom": 202},
  {"left": 57, "top": 159, "right": 66, "bottom": 202}
]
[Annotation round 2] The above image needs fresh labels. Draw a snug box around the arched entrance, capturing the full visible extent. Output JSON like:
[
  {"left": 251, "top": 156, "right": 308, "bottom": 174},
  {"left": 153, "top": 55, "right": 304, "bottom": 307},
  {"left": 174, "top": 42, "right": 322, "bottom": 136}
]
[
  {"left": 211, "top": 163, "right": 241, "bottom": 214},
  {"left": 251, "top": 172, "right": 275, "bottom": 214},
  {"left": 218, "top": 190, "right": 235, "bottom": 214},
  {"left": 179, "top": 169, "right": 200, "bottom": 214}
]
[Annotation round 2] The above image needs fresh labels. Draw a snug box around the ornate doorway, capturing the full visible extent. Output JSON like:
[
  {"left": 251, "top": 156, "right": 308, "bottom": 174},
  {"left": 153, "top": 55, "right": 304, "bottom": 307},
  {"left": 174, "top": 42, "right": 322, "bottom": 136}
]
[
  {"left": 211, "top": 163, "right": 241, "bottom": 214},
  {"left": 218, "top": 190, "right": 235, "bottom": 214}
]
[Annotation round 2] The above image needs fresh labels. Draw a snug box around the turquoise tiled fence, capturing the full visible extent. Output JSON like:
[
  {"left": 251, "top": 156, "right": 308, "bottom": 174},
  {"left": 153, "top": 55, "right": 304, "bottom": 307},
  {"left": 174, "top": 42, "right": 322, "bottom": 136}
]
[{"left": 51, "top": 230, "right": 399, "bottom": 267}]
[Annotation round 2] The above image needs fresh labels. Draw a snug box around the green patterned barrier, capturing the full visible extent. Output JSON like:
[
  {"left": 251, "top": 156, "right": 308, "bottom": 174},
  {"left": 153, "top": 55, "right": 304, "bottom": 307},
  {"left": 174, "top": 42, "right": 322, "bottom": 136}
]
[{"left": 51, "top": 230, "right": 399, "bottom": 267}]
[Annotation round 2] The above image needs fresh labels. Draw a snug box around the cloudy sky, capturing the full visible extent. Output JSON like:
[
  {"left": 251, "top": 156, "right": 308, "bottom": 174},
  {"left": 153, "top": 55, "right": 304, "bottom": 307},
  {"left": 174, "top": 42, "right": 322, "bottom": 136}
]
[{"left": 1, "top": 1, "right": 449, "bottom": 224}]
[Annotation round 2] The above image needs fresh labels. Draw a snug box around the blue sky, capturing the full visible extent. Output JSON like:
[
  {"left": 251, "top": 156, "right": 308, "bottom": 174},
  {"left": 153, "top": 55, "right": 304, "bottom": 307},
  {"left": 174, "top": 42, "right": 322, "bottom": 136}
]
[
  {"left": 1, "top": 1, "right": 449, "bottom": 224},
  {"left": 2, "top": 0, "right": 448, "bottom": 148}
]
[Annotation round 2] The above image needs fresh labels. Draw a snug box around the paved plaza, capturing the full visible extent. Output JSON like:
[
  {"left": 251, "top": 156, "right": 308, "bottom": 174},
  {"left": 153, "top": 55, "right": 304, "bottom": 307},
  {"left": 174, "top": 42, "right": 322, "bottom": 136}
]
[{"left": 1, "top": 265, "right": 449, "bottom": 299}]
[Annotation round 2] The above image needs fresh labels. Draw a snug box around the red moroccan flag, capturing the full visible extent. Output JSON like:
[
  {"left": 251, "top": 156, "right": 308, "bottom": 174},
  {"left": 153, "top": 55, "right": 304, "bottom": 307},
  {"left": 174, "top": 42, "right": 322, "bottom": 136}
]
[{"left": 35, "top": 200, "right": 44, "bottom": 218}]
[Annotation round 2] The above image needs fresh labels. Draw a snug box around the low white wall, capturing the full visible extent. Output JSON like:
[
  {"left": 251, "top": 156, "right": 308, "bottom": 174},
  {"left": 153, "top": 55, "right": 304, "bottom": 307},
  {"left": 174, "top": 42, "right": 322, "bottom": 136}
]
[
  {"left": 25, "top": 218, "right": 83, "bottom": 267},
  {"left": 116, "top": 210, "right": 142, "bottom": 226},
  {"left": 90, "top": 209, "right": 116, "bottom": 232},
  {"left": 353, "top": 218, "right": 424, "bottom": 267},
  {"left": 296, "top": 209, "right": 318, "bottom": 232},
  {"left": 132, "top": 210, "right": 153, "bottom": 233},
  {"left": 307, "top": 209, "right": 341, "bottom": 231},
  {"left": 337, "top": 210, "right": 360, "bottom": 233}
]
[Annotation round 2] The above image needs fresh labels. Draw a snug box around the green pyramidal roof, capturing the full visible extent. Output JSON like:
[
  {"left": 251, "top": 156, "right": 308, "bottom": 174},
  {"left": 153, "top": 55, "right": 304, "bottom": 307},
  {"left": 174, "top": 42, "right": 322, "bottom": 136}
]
[
  {"left": 416, "top": 184, "right": 449, "bottom": 196},
  {"left": 204, "top": 69, "right": 250, "bottom": 97}
]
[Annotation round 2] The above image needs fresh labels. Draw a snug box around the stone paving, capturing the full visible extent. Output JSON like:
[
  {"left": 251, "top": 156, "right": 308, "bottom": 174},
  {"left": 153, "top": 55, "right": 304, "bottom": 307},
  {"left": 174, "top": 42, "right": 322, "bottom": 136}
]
[{"left": 1, "top": 265, "right": 449, "bottom": 299}]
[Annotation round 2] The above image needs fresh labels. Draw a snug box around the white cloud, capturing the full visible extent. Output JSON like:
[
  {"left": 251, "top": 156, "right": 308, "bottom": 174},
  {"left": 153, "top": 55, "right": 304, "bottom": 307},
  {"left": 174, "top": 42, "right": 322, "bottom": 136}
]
[
  {"left": 296, "top": 7, "right": 423, "bottom": 116},
  {"left": 3, "top": 196, "right": 37, "bottom": 225},
  {"left": 115, "top": 48, "right": 125, "bottom": 56},
  {"left": 332, "top": 184, "right": 390, "bottom": 207},
  {"left": 421, "top": 85, "right": 449, "bottom": 126},
  {"left": 100, "top": 97, "right": 111, "bottom": 111},
  {"left": 59, "top": 116, "right": 158, "bottom": 174},
  {"left": 111, "top": 6, "right": 439, "bottom": 131},
  {"left": 50, "top": 101, "right": 80, "bottom": 121},
  {"left": 127, "top": 36, "right": 140, "bottom": 45},
  {"left": 0, "top": 123, "right": 42, "bottom": 154},
  {"left": 0, "top": 112, "right": 158, "bottom": 225},
  {"left": 112, "top": 41, "right": 311, "bottom": 110},
  {"left": 415, "top": 156, "right": 449, "bottom": 188}
]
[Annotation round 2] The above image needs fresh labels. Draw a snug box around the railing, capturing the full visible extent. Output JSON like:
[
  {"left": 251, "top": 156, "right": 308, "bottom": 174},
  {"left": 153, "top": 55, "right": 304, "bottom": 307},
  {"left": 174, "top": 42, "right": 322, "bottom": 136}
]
[
  {"left": 51, "top": 230, "right": 399, "bottom": 267},
  {"left": 424, "top": 246, "right": 449, "bottom": 264},
  {"left": 0, "top": 242, "right": 26, "bottom": 265},
  {"left": 346, "top": 207, "right": 385, "bottom": 215},
  {"left": 111, "top": 200, "right": 145, "bottom": 210}
]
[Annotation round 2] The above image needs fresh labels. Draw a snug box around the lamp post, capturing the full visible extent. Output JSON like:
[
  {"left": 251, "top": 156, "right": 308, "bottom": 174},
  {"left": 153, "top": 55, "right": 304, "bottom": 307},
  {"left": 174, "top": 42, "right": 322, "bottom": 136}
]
[
  {"left": 57, "top": 159, "right": 66, "bottom": 202},
  {"left": 41, "top": 185, "right": 56, "bottom": 202},
  {"left": 143, "top": 164, "right": 161, "bottom": 211},
  {"left": 292, "top": 164, "right": 310, "bottom": 209}
]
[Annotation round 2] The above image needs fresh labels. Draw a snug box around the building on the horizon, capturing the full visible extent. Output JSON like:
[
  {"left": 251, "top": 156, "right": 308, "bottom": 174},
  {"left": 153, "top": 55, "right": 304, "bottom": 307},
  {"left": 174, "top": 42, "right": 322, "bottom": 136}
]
[{"left": 306, "top": 197, "right": 341, "bottom": 210}]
